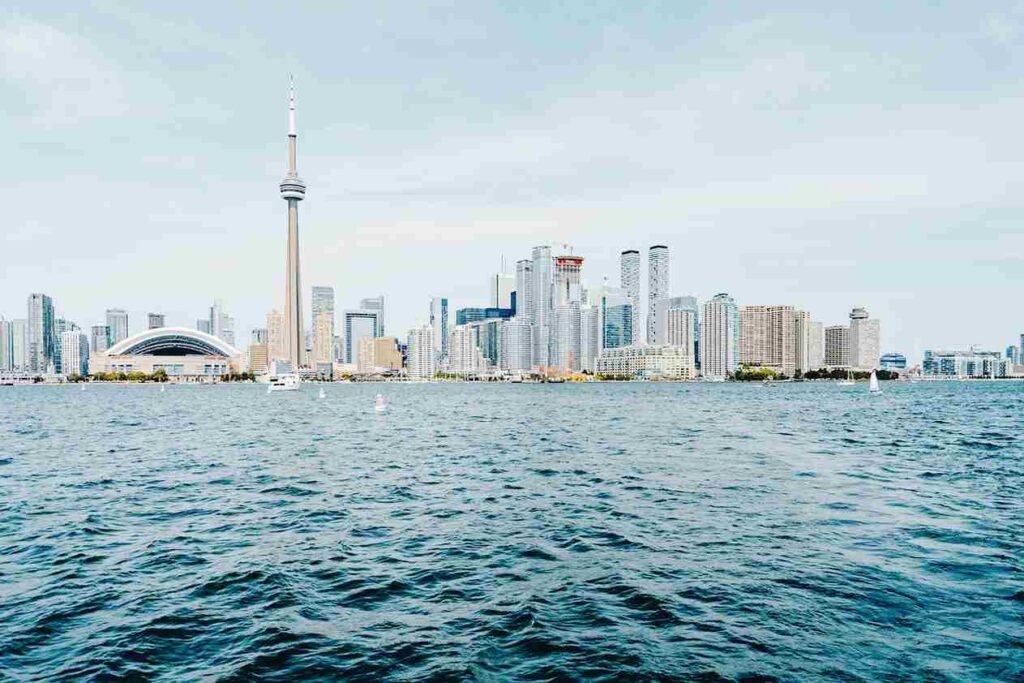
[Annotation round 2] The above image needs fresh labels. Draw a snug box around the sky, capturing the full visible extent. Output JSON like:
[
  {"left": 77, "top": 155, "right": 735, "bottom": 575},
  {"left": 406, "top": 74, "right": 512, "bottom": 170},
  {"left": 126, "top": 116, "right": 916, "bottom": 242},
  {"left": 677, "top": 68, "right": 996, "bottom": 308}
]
[{"left": 2, "top": 1, "right": 1023, "bottom": 362}]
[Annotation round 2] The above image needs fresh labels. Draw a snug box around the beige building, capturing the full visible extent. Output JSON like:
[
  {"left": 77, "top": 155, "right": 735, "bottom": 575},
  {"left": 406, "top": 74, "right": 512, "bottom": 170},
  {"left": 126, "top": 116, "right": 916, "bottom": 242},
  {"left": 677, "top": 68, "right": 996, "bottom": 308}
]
[
  {"left": 92, "top": 327, "right": 243, "bottom": 379},
  {"left": 248, "top": 343, "right": 269, "bottom": 375},
  {"left": 740, "top": 305, "right": 798, "bottom": 376},
  {"left": 596, "top": 344, "right": 694, "bottom": 379},
  {"left": 313, "top": 311, "right": 333, "bottom": 374},
  {"left": 357, "top": 336, "right": 402, "bottom": 374},
  {"left": 266, "top": 309, "right": 285, "bottom": 363}
]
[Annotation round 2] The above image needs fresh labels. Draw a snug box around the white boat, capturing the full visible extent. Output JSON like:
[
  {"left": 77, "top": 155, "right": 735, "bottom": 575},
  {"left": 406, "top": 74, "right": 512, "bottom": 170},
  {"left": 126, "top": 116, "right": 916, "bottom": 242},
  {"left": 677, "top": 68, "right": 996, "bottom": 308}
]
[
  {"left": 837, "top": 369, "right": 856, "bottom": 386},
  {"left": 318, "top": 386, "right": 326, "bottom": 399},
  {"left": 374, "top": 393, "right": 388, "bottom": 413},
  {"left": 869, "top": 370, "right": 880, "bottom": 393},
  {"left": 267, "top": 374, "right": 301, "bottom": 393},
  {"left": 160, "top": 383, "right": 166, "bottom": 393}
]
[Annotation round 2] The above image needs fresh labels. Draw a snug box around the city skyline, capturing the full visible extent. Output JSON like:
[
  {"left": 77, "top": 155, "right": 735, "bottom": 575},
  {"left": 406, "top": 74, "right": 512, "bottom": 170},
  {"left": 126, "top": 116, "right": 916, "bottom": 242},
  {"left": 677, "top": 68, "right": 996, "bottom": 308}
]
[{"left": 3, "top": 4, "right": 1022, "bottom": 358}]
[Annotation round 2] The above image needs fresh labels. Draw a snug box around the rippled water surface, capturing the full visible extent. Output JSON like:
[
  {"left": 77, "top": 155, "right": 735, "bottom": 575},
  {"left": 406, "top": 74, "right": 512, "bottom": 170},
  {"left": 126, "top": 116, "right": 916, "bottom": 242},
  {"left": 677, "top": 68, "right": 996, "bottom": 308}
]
[{"left": 1, "top": 382, "right": 1022, "bottom": 681}]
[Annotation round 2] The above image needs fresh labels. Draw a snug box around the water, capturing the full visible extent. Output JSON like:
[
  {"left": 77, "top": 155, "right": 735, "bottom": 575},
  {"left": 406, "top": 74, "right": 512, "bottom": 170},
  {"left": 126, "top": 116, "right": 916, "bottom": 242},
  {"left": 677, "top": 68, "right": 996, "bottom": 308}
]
[{"left": 1, "top": 382, "right": 1021, "bottom": 681}]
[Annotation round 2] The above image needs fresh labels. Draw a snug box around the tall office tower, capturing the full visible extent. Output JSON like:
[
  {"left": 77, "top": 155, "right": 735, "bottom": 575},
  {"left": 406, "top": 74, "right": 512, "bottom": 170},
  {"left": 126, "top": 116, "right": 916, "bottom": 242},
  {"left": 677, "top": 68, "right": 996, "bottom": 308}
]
[
  {"left": 106, "top": 308, "right": 128, "bottom": 346},
  {"left": 197, "top": 319, "right": 212, "bottom": 334},
  {"left": 10, "top": 319, "right": 27, "bottom": 372},
  {"left": 0, "top": 319, "right": 10, "bottom": 371},
  {"left": 825, "top": 325, "right": 850, "bottom": 367},
  {"left": 515, "top": 259, "right": 533, "bottom": 320},
  {"left": 601, "top": 290, "right": 633, "bottom": 351},
  {"left": 148, "top": 313, "right": 165, "bottom": 330},
  {"left": 266, "top": 309, "right": 285, "bottom": 362},
  {"left": 808, "top": 321, "right": 824, "bottom": 370},
  {"left": 700, "top": 293, "right": 739, "bottom": 379},
  {"left": 848, "top": 307, "right": 881, "bottom": 370},
  {"left": 429, "top": 297, "right": 450, "bottom": 364},
  {"left": 279, "top": 80, "right": 307, "bottom": 370},
  {"left": 500, "top": 318, "right": 534, "bottom": 374},
  {"left": 406, "top": 325, "right": 435, "bottom": 380},
  {"left": 490, "top": 272, "right": 515, "bottom": 310},
  {"left": 28, "top": 294, "right": 55, "bottom": 374},
  {"left": 620, "top": 250, "right": 641, "bottom": 345},
  {"left": 580, "top": 305, "right": 600, "bottom": 372},
  {"left": 647, "top": 245, "right": 669, "bottom": 343},
  {"left": 344, "top": 309, "right": 380, "bottom": 364},
  {"left": 90, "top": 325, "right": 109, "bottom": 354},
  {"left": 209, "top": 300, "right": 235, "bottom": 347},
  {"left": 661, "top": 296, "right": 698, "bottom": 363},
  {"left": 251, "top": 328, "right": 269, "bottom": 344},
  {"left": 60, "top": 330, "right": 89, "bottom": 377},
  {"left": 360, "top": 296, "right": 385, "bottom": 336},
  {"left": 531, "top": 245, "right": 553, "bottom": 368},
  {"left": 793, "top": 310, "right": 812, "bottom": 375},
  {"left": 311, "top": 286, "right": 335, "bottom": 366}
]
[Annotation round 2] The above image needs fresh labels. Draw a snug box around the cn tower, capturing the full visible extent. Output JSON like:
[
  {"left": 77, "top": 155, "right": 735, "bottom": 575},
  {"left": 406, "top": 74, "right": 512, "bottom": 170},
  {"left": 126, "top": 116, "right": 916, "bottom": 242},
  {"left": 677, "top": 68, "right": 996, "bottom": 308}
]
[{"left": 279, "top": 78, "right": 306, "bottom": 369}]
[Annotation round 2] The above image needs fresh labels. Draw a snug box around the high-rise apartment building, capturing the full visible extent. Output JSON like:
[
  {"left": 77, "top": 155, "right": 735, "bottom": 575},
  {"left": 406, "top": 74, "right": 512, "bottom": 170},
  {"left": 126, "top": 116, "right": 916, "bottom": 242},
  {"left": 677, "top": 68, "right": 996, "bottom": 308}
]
[
  {"left": 312, "top": 311, "right": 333, "bottom": 375},
  {"left": 647, "top": 245, "right": 669, "bottom": 344},
  {"left": 664, "top": 307, "right": 697, "bottom": 369},
  {"left": 406, "top": 325, "right": 435, "bottom": 380},
  {"left": 700, "top": 293, "right": 739, "bottom": 379},
  {"left": 808, "top": 321, "right": 824, "bottom": 370},
  {"left": 60, "top": 330, "right": 89, "bottom": 377},
  {"left": 148, "top": 313, "right": 165, "bottom": 330},
  {"left": 0, "top": 319, "right": 11, "bottom": 371},
  {"left": 106, "top": 308, "right": 128, "bottom": 347},
  {"left": 500, "top": 318, "right": 533, "bottom": 374},
  {"left": 739, "top": 305, "right": 796, "bottom": 377},
  {"left": 825, "top": 325, "right": 850, "bottom": 368},
  {"left": 848, "top": 307, "right": 881, "bottom": 370},
  {"left": 580, "top": 305, "right": 600, "bottom": 372},
  {"left": 360, "top": 296, "right": 385, "bottom": 336},
  {"left": 29, "top": 294, "right": 55, "bottom": 374},
  {"left": 266, "top": 310, "right": 285, "bottom": 363},
  {"left": 344, "top": 309, "right": 380, "bottom": 364},
  {"left": 248, "top": 342, "right": 269, "bottom": 375},
  {"left": 9, "top": 319, "right": 27, "bottom": 372},
  {"left": 448, "top": 325, "right": 488, "bottom": 375},
  {"left": 793, "top": 311, "right": 812, "bottom": 375},
  {"left": 620, "top": 250, "right": 641, "bottom": 345},
  {"left": 515, "top": 259, "right": 533, "bottom": 320},
  {"left": 551, "top": 253, "right": 584, "bottom": 372},
  {"left": 661, "top": 296, "right": 698, "bottom": 364},
  {"left": 531, "top": 245, "right": 553, "bottom": 368},
  {"left": 429, "top": 297, "right": 449, "bottom": 364}
]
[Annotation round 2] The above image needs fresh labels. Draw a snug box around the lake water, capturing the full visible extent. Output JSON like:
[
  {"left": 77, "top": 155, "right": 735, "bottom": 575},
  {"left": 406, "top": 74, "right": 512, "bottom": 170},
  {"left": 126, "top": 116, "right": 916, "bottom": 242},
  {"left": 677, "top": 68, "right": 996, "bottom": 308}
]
[{"left": 1, "top": 382, "right": 1021, "bottom": 681}]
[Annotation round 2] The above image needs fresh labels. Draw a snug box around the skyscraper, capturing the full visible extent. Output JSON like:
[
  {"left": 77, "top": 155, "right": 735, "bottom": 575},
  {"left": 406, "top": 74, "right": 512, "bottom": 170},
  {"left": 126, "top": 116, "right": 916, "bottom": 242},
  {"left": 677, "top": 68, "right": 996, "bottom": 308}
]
[
  {"left": 106, "top": 308, "right": 128, "bottom": 346},
  {"left": 531, "top": 245, "right": 553, "bottom": 368},
  {"left": 280, "top": 79, "right": 307, "bottom": 370},
  {"left": 808, "top": 321, "right": 824, "bottom": 370},
  {"left": 148, "top": 313, "right": 165, "bottom": 330},
  {"left": 700, "top": 293, "right": 738, "bottom": 379},
  {"left": 500, "top": 318, "right": 533, "bottom": 374},
  {"left": 209, "top": 300, "right": 235, "bottom": 347},
  {"left": 647, "top": 245, "right": 669, "bottom": 344},
  {"left": 360, "top": 296, "right": 385, "bottom": 336},
  {"left": 60, "top": 330, "right": 89, "bottom": 377},
  {"left": 620, "top": 250, "right": 641, "bottom": 345},
  {"left": 515, "top": 259, "right": 533, "bottom": 321},
  {"left": 0, "top": 319, "right": 10, "bottom": 371},
  {"left": 9, "top": 319, "right": 27, "bottom": 372},
  {"left": 551, "top": 253, "right": 584, "bottom": 371},
  {"left": 28, "top": 294, "right": 55, "bottom": 374},
  {"left": 739, "top": 305, "right": 796, "bottom": 377},
  {"left": 406, "top": 325, "right": 435, "bottom": 380},
  {"left": 344, "top": 309, "right": 380, "bottom": 364},
  {"left": 429, "top": 297, "right": 449, "bottom": 364},
  {"left": 825, "top": 325, "right": 850, "bottom": 367},
  {"left": 312, "top": 286, "right": 335, "bottom": 367},
  {"left": 266, "top": 309, "right": 285, "bottom": 363},
  {"left": 661, "top": 296, "right": 698, "bottom": 363},
  {"left": 793, "top": 311, "right": 812, "bottom": 375},
  {"left": 848, "top": 307, "right": 881, "bottom": 370}
]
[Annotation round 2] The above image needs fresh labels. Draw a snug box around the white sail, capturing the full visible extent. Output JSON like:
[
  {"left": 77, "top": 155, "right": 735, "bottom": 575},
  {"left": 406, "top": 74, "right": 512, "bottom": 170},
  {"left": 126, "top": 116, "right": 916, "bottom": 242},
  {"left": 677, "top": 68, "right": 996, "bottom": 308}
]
[{"left": 869, "top": 370, "right": 880, "bottom": 393}]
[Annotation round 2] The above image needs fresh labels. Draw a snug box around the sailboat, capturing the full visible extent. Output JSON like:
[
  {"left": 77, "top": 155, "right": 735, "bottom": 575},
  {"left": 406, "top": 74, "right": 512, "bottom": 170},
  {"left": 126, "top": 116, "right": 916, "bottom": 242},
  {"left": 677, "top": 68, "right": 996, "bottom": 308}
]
[
  {"left": 869, "top": 370, "right": 880, "bottom": 393},
  {"left": 837, "top": 369, "right": 855, "bottom": 386}
]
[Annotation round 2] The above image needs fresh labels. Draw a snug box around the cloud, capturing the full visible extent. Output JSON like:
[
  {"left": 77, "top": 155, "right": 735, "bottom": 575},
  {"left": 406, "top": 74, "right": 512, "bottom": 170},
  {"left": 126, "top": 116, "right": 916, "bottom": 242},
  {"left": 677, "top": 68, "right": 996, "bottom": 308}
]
[{"left": 0, "top": 14, "right": 127, "bottom": 124}]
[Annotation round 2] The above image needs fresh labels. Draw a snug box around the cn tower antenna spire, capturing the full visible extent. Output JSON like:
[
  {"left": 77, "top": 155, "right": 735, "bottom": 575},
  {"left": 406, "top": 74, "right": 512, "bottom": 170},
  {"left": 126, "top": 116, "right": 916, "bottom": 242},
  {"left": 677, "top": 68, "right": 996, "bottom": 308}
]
[
  {"left": 280, "top": 76, "right": 307, "bottom": 370},
  {"left": 288, "top": 74, "right": 296, "bottom": 136}
]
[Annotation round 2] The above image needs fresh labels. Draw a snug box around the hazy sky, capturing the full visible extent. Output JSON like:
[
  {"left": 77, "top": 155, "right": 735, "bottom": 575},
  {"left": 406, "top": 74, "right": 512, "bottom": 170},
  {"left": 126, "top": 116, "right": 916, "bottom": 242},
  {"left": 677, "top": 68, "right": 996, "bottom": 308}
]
[{"left": 3, "top": 2, "right": 1022, "bottom": 361}]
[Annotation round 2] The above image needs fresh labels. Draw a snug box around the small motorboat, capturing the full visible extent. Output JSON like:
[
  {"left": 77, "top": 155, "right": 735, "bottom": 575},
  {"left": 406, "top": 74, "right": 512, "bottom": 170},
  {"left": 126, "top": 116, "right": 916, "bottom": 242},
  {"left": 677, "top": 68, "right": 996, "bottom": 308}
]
[
  {"left": 268, "top": 374, "right": 301, "bottom": 393},
  {"left": 374, "top": 394, "right": 388, "bottom": 413}
]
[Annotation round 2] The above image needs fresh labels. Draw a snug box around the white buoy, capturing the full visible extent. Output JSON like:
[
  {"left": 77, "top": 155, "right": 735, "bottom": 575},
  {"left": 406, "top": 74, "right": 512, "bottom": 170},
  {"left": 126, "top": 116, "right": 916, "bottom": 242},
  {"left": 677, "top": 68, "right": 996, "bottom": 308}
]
[
  {"left": 160, "top": 383, "right": 166, "bottom": 393},
  {"left": 318, "top": 386, "right": 326, "bottom": 399},
  {"left": 374, "top": 393, "right": 388, "bottom": 413}
]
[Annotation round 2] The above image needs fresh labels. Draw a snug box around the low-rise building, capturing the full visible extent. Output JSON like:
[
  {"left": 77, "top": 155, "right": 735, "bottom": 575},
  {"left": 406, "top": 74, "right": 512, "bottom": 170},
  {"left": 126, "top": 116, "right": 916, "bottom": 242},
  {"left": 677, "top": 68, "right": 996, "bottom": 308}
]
[
  {"left": 922, "top": 348, "right": 1009, "bottom": 378},
  {"left": 596, "top": 344, "right": 695, "bottom": 379}
]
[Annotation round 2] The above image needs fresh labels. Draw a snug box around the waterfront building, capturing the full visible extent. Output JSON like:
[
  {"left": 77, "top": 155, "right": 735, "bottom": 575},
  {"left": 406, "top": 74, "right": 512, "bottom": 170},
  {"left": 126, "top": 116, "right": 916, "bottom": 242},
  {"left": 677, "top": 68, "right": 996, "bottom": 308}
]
[
  {"left": 552, "top": 303, "right": 582, "bottom": 372},
  {"left": 279, "top": 80, "right": 308, "bottom": 370},
  {"left": 406, "top": 325, "right": 435, "bottom": 380},
  {"left": 825, "top": 325, "right": 849, "bottom": 368},
  {"left": 344, "top": 309, "right": 380, "bottom": 364},
  {"left": 923, "top": 348, "right": 1008, "bottom": 378},
  {"left": 531, "top": 245, "right": 553, "bottom": 368},
  {"left": 356, "top": 336, "right": 376, "bottom": 374},
  {"left": 28, "top": 294, "right": 55, "bottom": 374},
  {"left": 808, "top": 321, "right": 824, "bottom": 370},
  {"left": 148, "top": 313, "right": 165, "bottom": 330},
  {"left": 500, "top": 318, "right": 533, "bottom": 374},
  {"left": 793, "top": 310, "right": 812, "bottom": 375},
  {"left": 647, "top": 245, "right": 669, "bottom": 344},
  {"left": 515, "top": 260, "right": 533, "bottom": 322},
  {"left": 448, "top": 325, "right": 489, "bottom": 375},
  {"left": 663, "top": 307, "right": 697, "bottom": 370},
  {"left": 105, "top": 308, "right": 128, "bottom": 347},
  {"left": 700, "top": 293, "right": 739, "bottom": 379},
  {"left": 360, "top": 296, "right": 385, "bottom": 336},
  {"left": 620, "top": 250, "right": 641, "bottom": 345},
  {"left": 880, "top": 352, "right": 907, "bottom": 370},
  {"left": 0, "top": 319, "right": 11, "bottom": 371},
  {"left": 739, "top": 305, "right": 796, "bottom": 377},
  {"left": 266, "top": 309, "right": 285, "bottom": 363},
  {"left": 490, "top": 272, "right": 515, "bottom": 310},
  {"left": 197, "top": 319, "right": 212, "bottom": 334},
  {"left": 60, "top": 330, "right": 89, "bottom": 377},
  {"left": 848, "top": 307, "right": 881, "bottom": 370},
  {"left": 580, "top": 305, "right": 599, "bottom": 372},
  {"left": 597, "top": 344, "right": 694, "bottom": 379},
  {"left": 1007, "top": 345, "right": 1020, "bottom": 365},
  {"left": 312, "top": 311, "right": 333, "bottom": 376},
  {"left": 248, "top": 342, "right": 269, "bottom": 375},
  {"left": 92, "top": 328, "right": 242, "bottom": 378},
  {"left": 53, "top": 318, "right": 78, "bottom": 374},
  {"left": 368, "top": 337, "right": 402, "bottom": 371},
  {"left": 661, "top": 296, "right": 699, "bottom": 363},
  {"left": 429, "top": 297, "right": 449, "bottom": 364}
]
